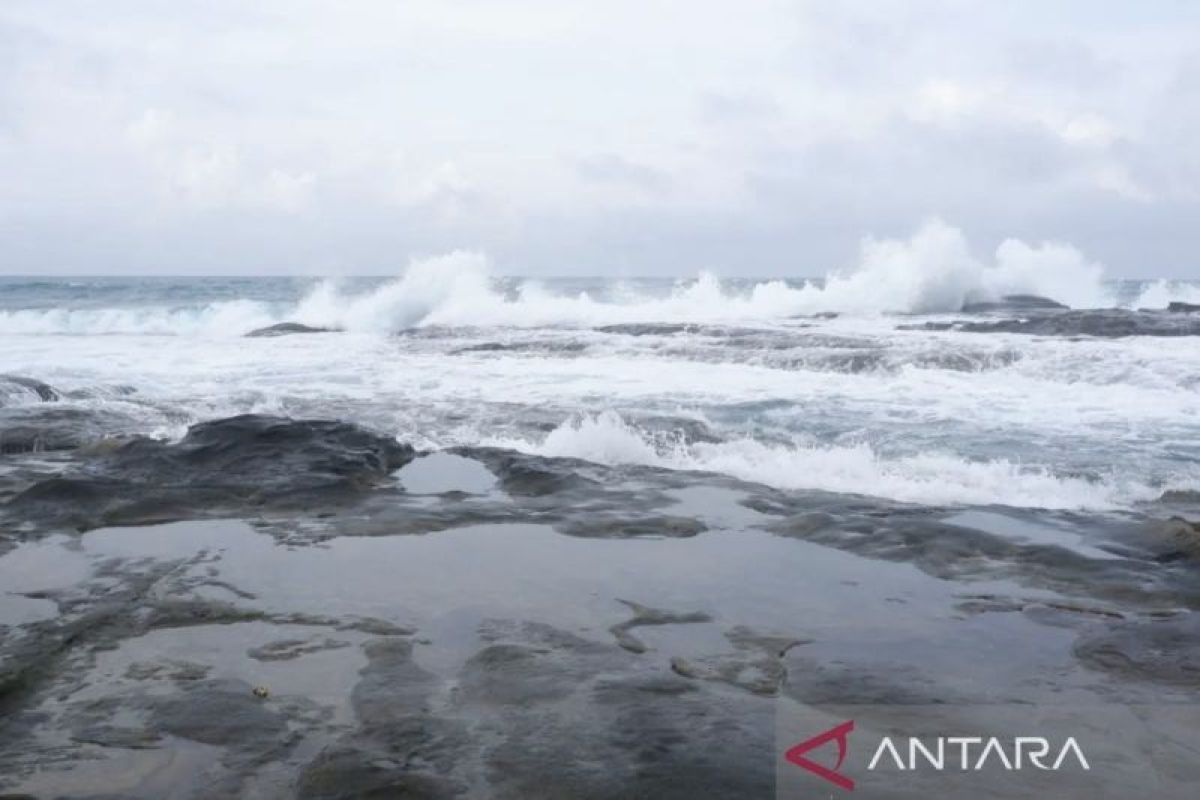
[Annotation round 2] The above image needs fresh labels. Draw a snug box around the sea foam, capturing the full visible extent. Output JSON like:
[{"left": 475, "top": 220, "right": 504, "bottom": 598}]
[
  {"left": 487, "top": 410, "right": 1189, "bottom": 511},
  {"left": 291, "top": 220, "right": 1117, "bottom": 331}
]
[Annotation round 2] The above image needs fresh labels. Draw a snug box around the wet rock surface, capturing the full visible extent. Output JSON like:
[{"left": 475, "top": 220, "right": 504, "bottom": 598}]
[
  {"left": 609, "top": 599, "right": 712, "bottom": 653},
  {"left": 1074, "top": 614, "right": 1200, "bottom": 685},
  {"left": 901, "top": 307, "right": 1200, "bottom": 337},
  {"left": 4, "top": 414, "right": 415, "bottom": 530},
  {"left": 0, "top": 406, "right": 145, "bottom": 455},
  {"left": 0, "top": 416, "right": 1198, "bottom": 797}
]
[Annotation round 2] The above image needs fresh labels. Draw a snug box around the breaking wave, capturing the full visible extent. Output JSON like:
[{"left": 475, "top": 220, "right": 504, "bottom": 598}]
[
  {"left": 487, "top": 410, "right": 1186, "bottom": 510},
  {"left": 1131, "top": 279, "right": 1200, "bottom": 309},
  {"left": 7, "top": 221, "right": 1191, "bottom": 336},
  {"left": 291, "top": 221, "right": 1116, "bottom": 331},
  {"left": 0, "top": 300, "right": 279, "bottom": 337}
]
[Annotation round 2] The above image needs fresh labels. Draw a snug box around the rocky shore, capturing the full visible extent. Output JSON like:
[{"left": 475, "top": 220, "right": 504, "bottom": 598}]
[{"left": 1, "top": 411, "right": 1198, "bottom": 797}]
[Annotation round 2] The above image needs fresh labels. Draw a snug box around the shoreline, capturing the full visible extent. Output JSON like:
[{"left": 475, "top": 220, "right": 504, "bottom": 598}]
[{"left": 1, "top": 437, "right": 1197, "bottom": 796}]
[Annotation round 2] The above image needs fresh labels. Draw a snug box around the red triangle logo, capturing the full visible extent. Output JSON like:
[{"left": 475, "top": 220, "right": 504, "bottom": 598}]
[{"left": 785, "top": 720, "right": 855, "bottom": 791}]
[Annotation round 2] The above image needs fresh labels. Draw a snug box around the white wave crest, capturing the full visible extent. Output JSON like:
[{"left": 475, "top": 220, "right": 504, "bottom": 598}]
[
  {"left": 0, "top": 221, "right": 1141, "bottom": 335},
  {"left": 1129, "top": 279, "right": 1200, "bottom": 309},
  {"left": 0, "top": 299, "right": 278, "bottom": 337},
  {"left": 293, "top": 251, "right": 496, "bottom": 332},
  {"left": 489, "top": 410, "right": 1175, "bottom": 510},
  {"left": 791, "top": 219, "right": 1110, "bottom": 314},
  {"left": 285, "top": 219, "right": 1113, "bottom": 330}
]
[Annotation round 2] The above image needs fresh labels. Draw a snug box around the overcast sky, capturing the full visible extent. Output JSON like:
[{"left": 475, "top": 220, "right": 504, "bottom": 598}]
[{"left": 1, "top": 1, "right": 1198, "bottom": 277}]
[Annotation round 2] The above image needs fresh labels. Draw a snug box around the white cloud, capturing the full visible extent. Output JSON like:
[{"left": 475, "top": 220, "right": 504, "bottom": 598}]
[
  {"left": 0, "top": 1, "right": 1197, "bottom": 275},
  {"left": 125, "top": 108, "right": 316, "bottom": 213}
]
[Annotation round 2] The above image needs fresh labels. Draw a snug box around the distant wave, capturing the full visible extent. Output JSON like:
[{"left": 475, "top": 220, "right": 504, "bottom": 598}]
[
  {"left": 485, "top": 410, "right": 1193, "bottom": 510},
  {"left": 290, "top": 221, "right": 1119, "bottom": 331},
  {"left": 1, "top": 221, "right": 1197, "bottom": 336},
  {"left": 0, "top": 300, "right": 279, "bottom": 337}
]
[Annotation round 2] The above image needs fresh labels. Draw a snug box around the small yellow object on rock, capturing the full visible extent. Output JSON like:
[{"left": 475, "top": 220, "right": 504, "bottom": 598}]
[{"left": 252, "top": 685, "right": 270, "bottom": 699}]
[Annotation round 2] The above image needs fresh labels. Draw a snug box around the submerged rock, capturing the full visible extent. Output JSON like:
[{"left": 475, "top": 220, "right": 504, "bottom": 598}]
[
  {"left": 1073, "top": 614, "right": 1200, "bottom": 685},
  {"left": 149, "top": 678, "right": 290, "bottom": 747},
  {"left": 608, "top": 599, "right": 712, "bottom": 653},
  {"left": 6, "top": 414, "right": 415, "bottom": 528},
  {"left": 669, "top": 625, "right": 809, "bottom": 696},
  {"left": 245, "top": 322, "right": 338, "bottom": 337}
]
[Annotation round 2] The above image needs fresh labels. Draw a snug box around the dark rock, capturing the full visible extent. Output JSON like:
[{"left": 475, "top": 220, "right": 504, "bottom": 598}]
[
  {"left": 453, "top": 447, "right": 600, "bottom": 497},
  {"left": 245, "top": 322, "right": 338, "bottom": 337},
  {"left": 902, "top": 308, "right": 1200, "bottom": 337},
  {"left": 5, "top": 414, "right": 416, "bottom": 528},
  {"left": 0, "top": 406, "right": 142, "bottom": 454},
  {"left": 1167, "top": 301, "right": 1200, "bottom": 313},
  {"left": 103, "top": 413, "right": 414, "bottom": 485}
]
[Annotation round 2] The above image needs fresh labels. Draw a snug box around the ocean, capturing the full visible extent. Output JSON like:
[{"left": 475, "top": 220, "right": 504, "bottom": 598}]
[{"left": 1, "top": 263, "right": 1199, "bottom": 511}]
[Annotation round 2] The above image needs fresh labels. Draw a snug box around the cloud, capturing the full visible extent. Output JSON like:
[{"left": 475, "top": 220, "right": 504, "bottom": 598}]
[
  {"left": 574, "top": 154, "right": 669, "bottom": 193},
  {"left": 0, "top": 1, "right": 1197, "bottom": 276}
]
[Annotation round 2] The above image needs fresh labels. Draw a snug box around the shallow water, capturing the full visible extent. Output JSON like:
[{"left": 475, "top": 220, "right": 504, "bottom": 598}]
[{"left": 1, "top": 447, "right": 1197, "bottom": 797}]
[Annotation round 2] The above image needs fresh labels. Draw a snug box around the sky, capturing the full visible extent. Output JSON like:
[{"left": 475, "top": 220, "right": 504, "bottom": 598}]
[{"left": 0, "top": 1, "right": 1198, "bottom": 277}]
